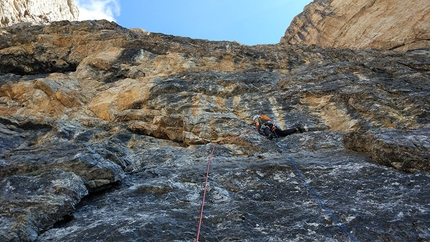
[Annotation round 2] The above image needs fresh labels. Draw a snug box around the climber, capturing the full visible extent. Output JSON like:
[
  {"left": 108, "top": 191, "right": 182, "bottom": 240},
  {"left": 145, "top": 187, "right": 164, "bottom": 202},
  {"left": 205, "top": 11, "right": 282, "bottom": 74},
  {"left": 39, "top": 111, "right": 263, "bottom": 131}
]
[{"left": 253, "top": 115, "right": 306, "bottom": 140}]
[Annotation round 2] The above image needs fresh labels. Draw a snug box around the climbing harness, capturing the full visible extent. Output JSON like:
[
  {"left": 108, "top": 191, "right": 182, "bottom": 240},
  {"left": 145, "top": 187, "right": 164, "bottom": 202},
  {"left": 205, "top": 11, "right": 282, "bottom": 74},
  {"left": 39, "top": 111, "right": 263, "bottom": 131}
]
[
  {"left": 266, "top": 121, "right": 277, "bottom": 132},
  {"left": 273, "top": 132, "right": 357, "bottom": 242},
  {"left": 254, "top": 115, "right": 277, "bottom": 134}
]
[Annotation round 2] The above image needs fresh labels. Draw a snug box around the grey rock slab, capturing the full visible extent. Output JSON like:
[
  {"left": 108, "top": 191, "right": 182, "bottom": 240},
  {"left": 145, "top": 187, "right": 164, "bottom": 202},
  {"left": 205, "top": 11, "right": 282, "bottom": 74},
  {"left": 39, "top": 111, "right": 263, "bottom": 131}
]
[
  {"left": 0, "top": 170, "right": 87, "bottom": 242},
  {"left": 37, "top": 132, "right": 430, "bottom": 242}
]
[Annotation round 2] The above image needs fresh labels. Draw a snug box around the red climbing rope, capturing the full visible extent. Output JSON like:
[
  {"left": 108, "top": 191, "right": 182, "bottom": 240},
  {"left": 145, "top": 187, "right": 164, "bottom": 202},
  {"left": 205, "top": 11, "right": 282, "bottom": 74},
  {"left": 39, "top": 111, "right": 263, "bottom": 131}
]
[
  {"left": 195, "top": 129, "right": 255, "bottom": 241},
  {"left": 195, "top": 143, "right": 217, "bottom": 242}
]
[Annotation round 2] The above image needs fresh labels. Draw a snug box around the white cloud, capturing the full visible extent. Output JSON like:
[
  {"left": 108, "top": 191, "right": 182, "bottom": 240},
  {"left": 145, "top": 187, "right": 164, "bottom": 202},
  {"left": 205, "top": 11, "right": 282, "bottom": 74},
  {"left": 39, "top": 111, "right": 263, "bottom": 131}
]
[{"left": 76, "top": 0, "right": 120, "bottom": 21}]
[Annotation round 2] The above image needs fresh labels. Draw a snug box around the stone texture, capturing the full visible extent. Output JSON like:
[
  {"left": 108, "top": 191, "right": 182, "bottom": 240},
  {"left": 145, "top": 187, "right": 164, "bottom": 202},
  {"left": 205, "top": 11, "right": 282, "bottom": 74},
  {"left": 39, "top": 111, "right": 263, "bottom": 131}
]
[
  {"left": 0, "top": 20, "right": 429, "bottom": 241},
  {"left": 37, "top": 137, "right": 430, "bottom": 242},
  {"left": 0, "top": 0, "right": 79, "bottom": 27},
  {"left": 0, "top": 170, "right": 87, "bottom": 242},
  {"left": 0, "top": 121, "right": 126, "bottom": 193},
  {"left": 281, "top": 0, "right": 430, "bottom": 51},
  {"left": 344, "top": 129, "right": 430, "bottom": 172}
]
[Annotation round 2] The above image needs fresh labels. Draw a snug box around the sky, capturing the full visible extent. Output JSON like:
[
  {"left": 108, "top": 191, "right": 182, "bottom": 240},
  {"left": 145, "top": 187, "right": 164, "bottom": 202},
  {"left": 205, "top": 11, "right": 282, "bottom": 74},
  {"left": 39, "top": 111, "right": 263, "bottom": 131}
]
[{"left": 75, "top": 0, "right": 312, "bottom": 46}]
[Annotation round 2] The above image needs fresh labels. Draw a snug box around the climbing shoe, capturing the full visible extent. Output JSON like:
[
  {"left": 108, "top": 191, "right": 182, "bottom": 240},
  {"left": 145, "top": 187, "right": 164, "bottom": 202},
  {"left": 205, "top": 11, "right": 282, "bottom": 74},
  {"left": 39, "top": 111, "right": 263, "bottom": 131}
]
[
  {"left": 297, "top": 123, "right": 308, "bottom": 133},
  {"left": 267, "top": 134, "right": 275, "bottom": 140}
]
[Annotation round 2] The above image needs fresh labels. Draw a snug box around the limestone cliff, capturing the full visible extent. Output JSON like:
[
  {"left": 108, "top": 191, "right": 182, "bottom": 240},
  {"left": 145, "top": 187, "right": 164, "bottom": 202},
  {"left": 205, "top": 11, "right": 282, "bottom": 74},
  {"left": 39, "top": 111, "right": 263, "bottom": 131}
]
[
  {"left": 281, "top": 0, "right": 430, "bottom": 51},
  {"left": 0, "top": 20, "right": 429, "bottom": 241},
  {"left": 0, "top": 0, "right": 79, "bottom": 27}
]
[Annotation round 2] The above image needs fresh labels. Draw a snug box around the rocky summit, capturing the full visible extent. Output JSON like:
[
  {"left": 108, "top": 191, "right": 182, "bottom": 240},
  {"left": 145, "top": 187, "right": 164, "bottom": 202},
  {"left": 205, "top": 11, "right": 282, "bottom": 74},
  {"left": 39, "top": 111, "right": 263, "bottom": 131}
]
[
  {"left": 0, "top": 0, "right": 79, "bottom": 27},
  {"left": 0, "top": 5, "right": 429, "bottom": 242},
  {"left": 281, "top": 0, "right": 430, "bottom": 51}
]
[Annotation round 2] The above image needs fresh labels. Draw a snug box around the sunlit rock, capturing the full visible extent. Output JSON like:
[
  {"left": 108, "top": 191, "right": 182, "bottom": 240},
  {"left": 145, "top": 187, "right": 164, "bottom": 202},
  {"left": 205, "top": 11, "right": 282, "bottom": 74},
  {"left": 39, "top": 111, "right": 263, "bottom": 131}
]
[
  {"left": 0, "top": 1, "right": 429, "bottom": 240},
  {"left": 282, "top": 0, "right": 430, "bottom": 51},
  {"left": 0, "top": 0, "right": 79, "bottom": 27}
]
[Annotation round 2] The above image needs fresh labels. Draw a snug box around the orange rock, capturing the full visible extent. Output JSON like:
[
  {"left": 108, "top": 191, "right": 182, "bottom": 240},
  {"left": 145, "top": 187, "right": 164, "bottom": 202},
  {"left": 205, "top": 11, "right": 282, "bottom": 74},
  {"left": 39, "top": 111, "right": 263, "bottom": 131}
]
[{"left": 281, "top": 0, "right": 430, "bottom": 51}]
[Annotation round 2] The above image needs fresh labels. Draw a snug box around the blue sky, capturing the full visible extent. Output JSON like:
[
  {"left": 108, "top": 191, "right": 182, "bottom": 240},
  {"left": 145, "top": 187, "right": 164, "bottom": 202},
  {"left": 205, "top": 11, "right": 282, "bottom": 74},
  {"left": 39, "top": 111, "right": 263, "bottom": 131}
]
[{"left": 76, "top": 0, "right": 312, "bottom": 46}]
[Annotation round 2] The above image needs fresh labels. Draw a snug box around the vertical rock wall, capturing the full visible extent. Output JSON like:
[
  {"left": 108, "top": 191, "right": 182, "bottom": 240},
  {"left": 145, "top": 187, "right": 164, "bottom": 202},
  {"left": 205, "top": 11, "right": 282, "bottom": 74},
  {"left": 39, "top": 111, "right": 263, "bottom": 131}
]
[
  {"left": 0, "top": 1, "right": 429, "bottom": 240},
  {"left": 0, "top": 0, "right": 79, "bottom": 27},
  {"left": 281, "top": 0, "right": 430, "bottom": 51}
]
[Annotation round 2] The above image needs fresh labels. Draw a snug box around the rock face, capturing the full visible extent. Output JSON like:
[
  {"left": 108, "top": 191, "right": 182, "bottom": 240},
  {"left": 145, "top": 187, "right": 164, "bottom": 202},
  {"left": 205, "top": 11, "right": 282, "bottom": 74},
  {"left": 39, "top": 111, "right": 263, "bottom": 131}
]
[
  {"left": 0, "top": 0, "right": 79, "bottom": 27},
  {"left": 281, "top": 0, "right": 430, "bottom": 51},
  {"left": 0, "top": 20, "right": 429, "bottom": 241},
  {"left": 344, "top": 129, "right": 430, "bottom": 172},
  {"left": 0, "top": 170, "right": 87, "bottom": 241}
]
